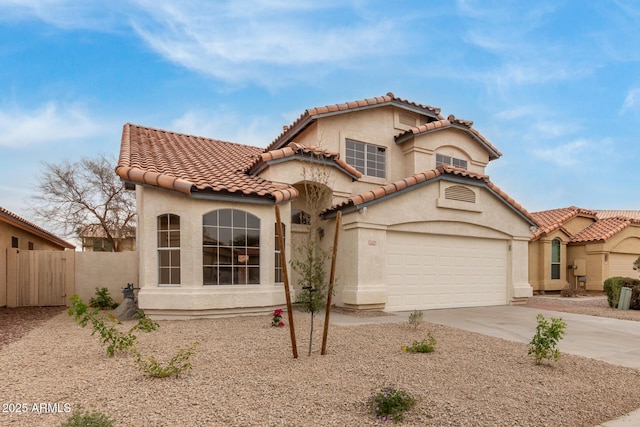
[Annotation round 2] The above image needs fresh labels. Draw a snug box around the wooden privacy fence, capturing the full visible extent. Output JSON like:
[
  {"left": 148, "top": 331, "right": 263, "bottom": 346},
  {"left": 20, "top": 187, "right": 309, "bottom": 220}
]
[{"left": 5, "top": 248, "right": 75, "bottom": 307}]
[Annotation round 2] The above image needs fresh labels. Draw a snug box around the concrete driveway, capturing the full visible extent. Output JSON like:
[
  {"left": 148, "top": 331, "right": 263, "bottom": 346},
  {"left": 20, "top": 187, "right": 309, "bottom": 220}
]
[{"left": 411, "top": 305, "right": 640, "bottom": 370}]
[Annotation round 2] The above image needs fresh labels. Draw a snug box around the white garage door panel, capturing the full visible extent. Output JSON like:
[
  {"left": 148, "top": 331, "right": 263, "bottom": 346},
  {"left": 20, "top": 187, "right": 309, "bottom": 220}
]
[
  {"left": 610, "top": 254, "right": 640, "bottom": 278},
  {"left": 386, "top": 232, "right": 507, "bottom": 311}
]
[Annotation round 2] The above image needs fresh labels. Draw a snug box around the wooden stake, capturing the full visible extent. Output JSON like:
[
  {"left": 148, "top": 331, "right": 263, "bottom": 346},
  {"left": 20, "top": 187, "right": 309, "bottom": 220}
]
[
  {"left": 321, "top": 210, "right": 341, "bottom": 355},
  {"left": 275, "top": 204, "right": 298, "bottom": 359}
]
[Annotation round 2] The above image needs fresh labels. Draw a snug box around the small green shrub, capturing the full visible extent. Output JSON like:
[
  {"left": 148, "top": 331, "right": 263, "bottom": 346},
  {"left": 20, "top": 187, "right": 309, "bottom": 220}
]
[
  {"left": 528, "top": 314, "right": 567, "bottom": 365},
  {"left": 89, "top": 287, "right": 118, "bottom": 310},
  {"left": 61, "top": 406, "right": 115, "bottom": 427},
  {"left": 407, "top": 310, "right": 423, "bottom": 329},
  {"left": 68, "top": 294, "right": 158, "bottom": 357},
  {"left": 604, "top": 277, "right": 640, "bottom": 308},
  {"left": 401, "top": 333, "right": 437, "bottom": 353},
  {"left": 367, "top": 384, "right": 418, "bottom": 423},
  {"left": 134, "top": 341, "right": 200, "bottom": 378}
]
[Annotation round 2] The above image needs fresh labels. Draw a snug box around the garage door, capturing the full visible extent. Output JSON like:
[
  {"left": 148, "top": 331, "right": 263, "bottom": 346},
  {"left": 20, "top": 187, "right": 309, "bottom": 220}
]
[
  {"left": 609, "top": 253, "right": 640, "bottom": 278},
  {"left": 386, "top": 232, "right": 508, "bottom": 311}
]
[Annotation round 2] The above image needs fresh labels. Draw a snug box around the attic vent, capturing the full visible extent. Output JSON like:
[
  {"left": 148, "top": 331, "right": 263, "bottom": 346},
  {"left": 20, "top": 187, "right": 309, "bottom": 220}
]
[
  {"left": 399, "top": 113, "right": 417, "bottom": 126},
  {"left": 445, "top": 185, "right": 475, "bottom": 203}
]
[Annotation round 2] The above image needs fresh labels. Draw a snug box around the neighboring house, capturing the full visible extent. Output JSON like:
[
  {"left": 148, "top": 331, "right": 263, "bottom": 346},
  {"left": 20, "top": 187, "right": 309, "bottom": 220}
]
[
  {"left": 116, "top": 92, "right": 537, "bottom": 319},
  {"left": 529, "top": 206, "right": 640, "bottom": 292},
  {"left": 1, "top": 206, "right": 75, "bottom": 307},
  {"left": 77, "top": 224, "right": 136, "bottom": 252}
]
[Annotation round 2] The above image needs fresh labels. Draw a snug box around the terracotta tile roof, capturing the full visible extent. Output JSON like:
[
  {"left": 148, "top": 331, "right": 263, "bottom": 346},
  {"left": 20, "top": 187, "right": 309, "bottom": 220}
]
[
  {"left": 595, "top": 210, "right": 640, "bottom": 220},
  {"left": 265, "top": 92, "right": 445, "bottom": 152},
  {"left": 246, "top": 142, "right": 362, "bottom": 179},
  {"left": 530, "top": 206, "right": 597, "bottom": 239},
  {"left": 117, "top": 123, "right": 298, "bottom": 203},
  {"left": 0, "top": 206, "right": 75, "bottom": 249},
  {"left": 322, "top": 165, "right": 536, "bottom": 224},
  {"left": 530, "top": 206, "right": 640, "bottom": 243},
  {"left": 394, "top": 114, "right": 502, "bottom": 160},
  {"left": 570, "top": 217, "right": 640, "bottom": 243}
]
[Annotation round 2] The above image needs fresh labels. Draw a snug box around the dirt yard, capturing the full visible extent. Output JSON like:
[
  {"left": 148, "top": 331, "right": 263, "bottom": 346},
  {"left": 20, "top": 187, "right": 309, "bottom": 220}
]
[{"left": 1, "top": 298, "right": 639, "bottom": 426}]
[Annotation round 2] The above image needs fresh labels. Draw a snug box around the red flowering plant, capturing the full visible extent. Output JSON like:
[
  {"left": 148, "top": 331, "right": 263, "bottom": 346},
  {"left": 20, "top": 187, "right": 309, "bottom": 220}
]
[{"left": 271, "top": 308, "right": 285, "bottom": 327}]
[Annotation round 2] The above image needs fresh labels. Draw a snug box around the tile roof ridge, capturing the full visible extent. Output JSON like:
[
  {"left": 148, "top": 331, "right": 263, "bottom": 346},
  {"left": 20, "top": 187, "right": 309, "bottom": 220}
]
[
  {"left": 246, "top": 141, "right": 362, "bottom": 179},
  {"left": 323, "top": 165, "right": 534, "bottom": 226},
  {"left": 394, "top": 117, "right": 502, "bottom": 159},
  {"left": 0, "top": 206, "right": 75, "bottom": 249},
  {"left": 123, "top": 122, "right": 261, "bottom": 150},
  {"left": 265, "top": 92, "right": 444, "bottom": 152}
]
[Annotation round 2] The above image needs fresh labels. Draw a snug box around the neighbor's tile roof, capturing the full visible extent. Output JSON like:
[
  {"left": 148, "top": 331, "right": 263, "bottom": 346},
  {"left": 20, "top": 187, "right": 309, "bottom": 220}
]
[
  {"left": 246, "top": 142, "right": 362, "bottom": 179},
  {"left": 0, "top": 206, "right": 75, "bottom": 249},
  {"left": 595, "top": 210, "right": 640, "bottom": 220},
  {"left": 394, "top": 114, "right": 502, "bottom": 160},
  {"left": 116, "top": 123, "right": 298, "bottom": 203},
  {"left": 530, "top": 206, "right": 597, "bottom": 239},
  {"left": 265, "top": 92, "right": 445, "bottom": 152},
  {"left": 570, "top": 217, "right": 640, "bottom": 243},
  {"left": 323, "top": 165, "right": 536, "bottom": 224},
  {"left": 530, "top": 206, "right": 640, "bottom": 242}
]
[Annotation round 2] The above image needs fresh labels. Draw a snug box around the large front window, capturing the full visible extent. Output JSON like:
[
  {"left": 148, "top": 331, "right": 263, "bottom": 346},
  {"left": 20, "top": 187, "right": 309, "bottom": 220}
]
[
  {"left": 203, "top": 209, "right": 260, "bottom": 285},
  {"left": 346, "top": 139, "right": 386, "bottom": 178},
  {"left": 551, "top": 238, "right": 561, "bottom": 280},
  {"left": 158, "top": 214, "right": 180, "bottom": 286}
]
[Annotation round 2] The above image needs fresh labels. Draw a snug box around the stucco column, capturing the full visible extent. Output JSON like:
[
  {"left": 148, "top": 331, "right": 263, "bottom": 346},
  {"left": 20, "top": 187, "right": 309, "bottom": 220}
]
[
  {"left": 511, "top": 238, "right": 533, "bottom": 298},
  {"left": 338, "top": 223, "right": 388, "bottom": 308}
]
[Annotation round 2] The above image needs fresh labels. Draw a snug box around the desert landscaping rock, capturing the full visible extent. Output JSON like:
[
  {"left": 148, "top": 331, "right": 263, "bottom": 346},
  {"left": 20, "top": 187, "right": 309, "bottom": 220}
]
[{"left": 1, "top": 300, "right": 640, "bottom": 426}]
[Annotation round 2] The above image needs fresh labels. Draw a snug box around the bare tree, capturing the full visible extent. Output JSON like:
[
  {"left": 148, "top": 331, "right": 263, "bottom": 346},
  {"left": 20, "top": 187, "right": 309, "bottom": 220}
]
[{"left": 31, "top": 154, "right": 136, "bottom": 252}]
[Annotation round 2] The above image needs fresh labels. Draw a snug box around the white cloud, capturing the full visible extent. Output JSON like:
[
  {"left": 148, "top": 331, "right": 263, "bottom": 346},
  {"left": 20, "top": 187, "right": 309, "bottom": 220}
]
[
  {"left": 0, "top": 102, "right": 102, "bottom": 147},
  {"left": 621, "top": 88, "right": 640, "bottom": 113},
  {"left": 126, "top": 1, "right": 400, "bottom": 87},
  {"left": 532, "top": 140, "right": 593, "bottom": 168}
]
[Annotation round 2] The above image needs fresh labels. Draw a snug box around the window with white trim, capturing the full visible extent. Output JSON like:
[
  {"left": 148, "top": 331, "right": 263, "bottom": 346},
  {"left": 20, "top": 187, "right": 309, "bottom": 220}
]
[
  {"left": 436, "top": 153, "right": 468, "bottom": 169},
  {"left": 158, "top": 214, "right": 180, "bottom": 286},
  {"left": 551, "top": 238, "right": 561, "bottom": 280},
  {"left": 203, "top": 209, "right": 260, "bottom": 285},
  {"left": 346, "top": 139, "right": 386, "bottom": 178}
]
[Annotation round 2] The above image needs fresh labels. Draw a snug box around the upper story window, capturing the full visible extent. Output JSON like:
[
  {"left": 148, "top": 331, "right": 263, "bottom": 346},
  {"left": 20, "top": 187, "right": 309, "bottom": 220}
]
[
  {"left": 436, "top": 153, "right": 468, "bottom": 170},
  {"left": 551, "top": 238, "right": 561, "bottom": 280},
  {"left": 158, "top": 214, "right": 181, "bottom": 286},
  {"left": 203, "top": 209, "right": 260, "bottom": 285},
  {"left": 11, "top": 236, "right": 18, "bottom": 248},
  {"left": 346, "top": 139, "right": 386, "bottom": 178}
]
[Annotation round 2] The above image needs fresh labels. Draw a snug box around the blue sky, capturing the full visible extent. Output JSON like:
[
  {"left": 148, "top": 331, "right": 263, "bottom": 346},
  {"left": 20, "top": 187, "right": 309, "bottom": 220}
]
[{"left": 1, "top": 0, "right": 639, "bottom": 225}]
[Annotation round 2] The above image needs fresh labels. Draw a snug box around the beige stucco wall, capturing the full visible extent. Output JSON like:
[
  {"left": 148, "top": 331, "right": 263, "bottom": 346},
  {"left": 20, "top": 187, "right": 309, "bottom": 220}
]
[
  {"left": 331, "top": 178, "right": 533, "bottom": 309},
  {"left": 288, "top": 106, "right": 491, "bottom": 194},
  {"left": 75, "top": 252, "right": 138, "bottom": 304},
  {"left": 529, "top": 231, "right": 570, "bottom": 292},
  {"left": 135, "top": 186, "right": 293, "bottom": 319},
  {"left": 532, "top": 224, "right": 640, "bottom": 292}
]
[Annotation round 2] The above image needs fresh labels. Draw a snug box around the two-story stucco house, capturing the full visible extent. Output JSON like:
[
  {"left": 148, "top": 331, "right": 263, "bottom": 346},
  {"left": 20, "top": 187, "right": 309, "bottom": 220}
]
[{"left": 116, "top": 93, "right": 537, "bottom": 319}]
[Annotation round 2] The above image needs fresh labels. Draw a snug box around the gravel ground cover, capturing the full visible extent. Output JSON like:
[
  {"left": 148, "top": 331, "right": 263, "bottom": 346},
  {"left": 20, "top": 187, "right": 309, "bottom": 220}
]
[{"left": 1, "top": 299, "right": 640, "bottom": 426}]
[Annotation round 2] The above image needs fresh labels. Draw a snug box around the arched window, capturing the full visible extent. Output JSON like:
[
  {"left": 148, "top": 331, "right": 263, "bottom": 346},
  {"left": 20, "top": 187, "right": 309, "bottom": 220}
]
[
  {"left": 203, "top": 209, "right": 260, "bottom": 285},
  {"left": 551, "top": 239, "right": 561, "bottom": 280},
  {"left": 158, "top": 214, "right": 180, "bottom": 286}
]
